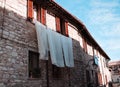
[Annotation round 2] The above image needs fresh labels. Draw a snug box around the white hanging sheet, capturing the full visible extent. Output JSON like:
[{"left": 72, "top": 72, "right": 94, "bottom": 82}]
[
  {"left": 47, "top": 29, "right": 65, "bottom": 67},
  {"left": 61, "top": 35, "right": 74, "bottom": 67},
  {"left": 35, "top": 21, "right": 49, "bottom": 60}
]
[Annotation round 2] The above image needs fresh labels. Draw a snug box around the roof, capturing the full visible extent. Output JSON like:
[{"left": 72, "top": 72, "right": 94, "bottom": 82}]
[
  {"left": 109, "top": 60, "right": 120, "bottom": 66},
  {"left": 35, "top": 0, "right": 110, "bottom": 60}
]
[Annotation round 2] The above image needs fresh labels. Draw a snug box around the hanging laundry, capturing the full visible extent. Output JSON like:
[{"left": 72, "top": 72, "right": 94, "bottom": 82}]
[
  {"left": 47, "top": 29, "right": 65, "bottom": 67},
  {"left": 35, "top": 21, "right": 49, "bottom": 60},
  {"left": 61, "top": 35, "right": 74, "bottom": 67}
]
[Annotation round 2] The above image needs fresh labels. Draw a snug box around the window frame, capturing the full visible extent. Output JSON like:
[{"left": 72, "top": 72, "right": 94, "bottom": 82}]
[{"left": 28, "top": 51, "right": 40, "bottom": 79}]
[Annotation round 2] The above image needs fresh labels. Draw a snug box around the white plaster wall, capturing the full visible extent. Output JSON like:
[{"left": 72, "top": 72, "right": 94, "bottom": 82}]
[
  {"left": 99, "top": 55, "right": 112, "bottom": 87},
  {"left": 68, "top": 24, "right": 78, "bottom": 41},
  {"left": 46, "top": 12, "right": 56, "bottom": 31},
  {"left": 33, "top": 8, "right": 37, "bottom": 20},
  {"left": 5, "top": 0, "right": 27, "bottom": 17},
  {"left": 0, "top": 0, "right": 5, "bottom": 8},
  {"left": 94, "top": 49, "right": 97, "bottom": 56},
  {"left": 78, "top": 33, "right": 83, "bottom": 48},
  {"left": 87, "top": 44, "right": 93, "bottom": 56},
  {"left": 68, "top": 24, "right": 83, "bottom": 48}
]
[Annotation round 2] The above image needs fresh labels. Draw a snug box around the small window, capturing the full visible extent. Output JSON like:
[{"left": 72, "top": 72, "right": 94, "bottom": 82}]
[
  {"left": 29, "top": 51, "right": 40, "bottom": 78},
  {"left": 56, "top": 17, "right": 68, "bottom": 36},
  {"left": 52, "top": 65, "right": 62, "bottom": 79},
  {"left": 27, "top": 0, "right": 46, "bottom": 24},
  {"left": 60, "top": 19, "right": 65, "bottom": 35},
  {"left": 83, "top": 38, "right": 87, "bottom": 53},
  {"left": 86, "top": 70, "right": 90, "bottom": 85}
]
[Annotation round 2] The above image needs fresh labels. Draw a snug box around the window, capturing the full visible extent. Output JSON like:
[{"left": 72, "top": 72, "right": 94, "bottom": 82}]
[
  {"left": 29, "top": 51, "right": 40, "bottom": 78},
  {"left": 27, "top": 0, "right": 46, "bottom": 25},
  {"left": 56, "top": 17, "right": 68, "bottom": 36},
  {"left": 83, "top": 38, "right": 87, "bottom": 53},
  {"left": 27, "top": 0, "right": 69, "bottom": 36},
  {"left": 95, "top": 72, "right": 99, "bottom": 86},
  {"left": 52, "top": 65, "right": 62, "bottom": 79},
  {"left": 105, "top": 75, "right": 108, "bottom": 84},
  {"left": 60, "top": 19, "right": 68, "bottom": 36},
  {"left": 46, "top": 11, "right": 56, "bottom": 31},
  {"left": 86, "top": 70, "right": 91, "bottom": 86},
  {"left": 98, "top": 73, "right": 102, "bottom": 85}
]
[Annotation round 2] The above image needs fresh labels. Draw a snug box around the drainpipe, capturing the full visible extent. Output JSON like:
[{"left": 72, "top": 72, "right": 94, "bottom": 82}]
[
  {"left": 1, "top": 0, "right": 6, "bottom": 39},
  {"left": 69, "top": 68, "right": 71, "bottom": 87},
  {"left": 46, "top": 60, "right": 49, "bottom": 87}
]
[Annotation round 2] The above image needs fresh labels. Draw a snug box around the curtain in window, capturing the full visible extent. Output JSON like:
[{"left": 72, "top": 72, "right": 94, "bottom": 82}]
[
  {"left": 35, "top": 21, "right": 49, "bottom": 60},
  {"left": 61, "top": 35, "right": 74, "bottom": 67},
  {"left": 47, "top": 29, "right": 65, "bottom": 67}
]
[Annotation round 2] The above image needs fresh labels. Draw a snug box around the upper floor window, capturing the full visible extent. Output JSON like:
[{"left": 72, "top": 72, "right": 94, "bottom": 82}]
[
  {"left": 82, "top": 38, "right": 87, "bottom": 53},
  {"left": 46, "top": 11, "right": 56, "bottom": 31},
  {"left": 27, "top": 0, "right": 68, "bottom": 36},
  {"left": 56, "top": 17, "right": 68, "bottom": 36},
  {"left": 27, "top": 0, "right": 46, "bottom": 25}
]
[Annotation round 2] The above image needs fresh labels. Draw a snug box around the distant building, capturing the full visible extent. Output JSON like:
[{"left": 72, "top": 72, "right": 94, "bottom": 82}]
[
  {"left": 109, "top": 60, "right": 120, "bottom": 83},
  {"left": 0, "top": 0, "right": 111, "bottom": 87}
]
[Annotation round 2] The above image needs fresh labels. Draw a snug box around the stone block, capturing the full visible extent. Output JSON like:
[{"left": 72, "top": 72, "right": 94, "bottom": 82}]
[{"left": 0, "top": 83, "right": 6, "bottom": 87}]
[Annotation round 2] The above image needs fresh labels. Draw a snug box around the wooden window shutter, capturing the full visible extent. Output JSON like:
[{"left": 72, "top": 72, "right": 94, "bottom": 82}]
[
  {"left": 85, "top": 40, "right": 87, "bottom": 53},
  {"left": 65, "top": 21, "right": 69, "bottom": 36},
  {"left": 96, "top": 50, "right": 98, "bottom": 56},
  {"left": 41, "top": 8, "right": 46, "bottom": 25},
  {"left": 56, "top": 17, "right": 61, "bottom": 33},
  {"left": 27, "top": 0, "right": 33, "bottom": 19},
  {"left": 98, "top": 73, "right": 102, "bottom": 85},
  {"left": 105, "top": 75, "right": 108, "bottom": 84},
  {"left": 83, "top": 38, "right": 87, "bottom": 52},
  {"left": 82, "top": 38, "right": 85, "bottom": 50},
  {"left": 37, "top": 5, "right": 41, "bottom": 22}
]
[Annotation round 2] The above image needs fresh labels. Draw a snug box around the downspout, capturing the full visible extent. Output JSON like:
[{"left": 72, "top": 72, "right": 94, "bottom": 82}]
[
  {"left": 69, "top": 68, "right": 71, "bottom": 87},
  {"left": 46, "top": 52, "right": 50, "bottom": 87},
  {"left": 1, "top": 0, "right": 6, "bottom": 39},
  {"left": 46, "top": 60, "right": 49, "bottom": 87}
]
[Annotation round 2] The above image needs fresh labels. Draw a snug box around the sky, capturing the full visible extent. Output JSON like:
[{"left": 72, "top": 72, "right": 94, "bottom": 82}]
[{"left": 55, "top": 0, "right": 120, "bottom": 61}]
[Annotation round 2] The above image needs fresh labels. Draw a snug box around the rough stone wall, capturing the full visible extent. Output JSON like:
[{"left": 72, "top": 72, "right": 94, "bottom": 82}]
[
  {"left": 0, "top": 0, "right": 93, "bottom": 87},
  {"left": 0, "top": 0, "right": 46, "bottom": 87}
]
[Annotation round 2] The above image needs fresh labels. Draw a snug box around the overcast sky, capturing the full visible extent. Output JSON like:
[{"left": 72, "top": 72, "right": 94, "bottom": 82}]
[{"left": 55, "top": 0, "right": 120, "bottom": 61}]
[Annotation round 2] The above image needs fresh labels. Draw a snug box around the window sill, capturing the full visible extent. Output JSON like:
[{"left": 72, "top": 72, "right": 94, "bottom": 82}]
[{"left": 28, "top": 78, "right": 41, "bottom": 80}]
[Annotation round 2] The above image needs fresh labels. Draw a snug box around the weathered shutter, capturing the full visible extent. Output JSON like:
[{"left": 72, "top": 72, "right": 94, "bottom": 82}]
[
  {"left": 65, "top": 21, "right": 69, "bottom": 36},
  {"left": 41, "top": 8, "right": 46, "bottom": 25},
  {"left": 56, "top": 17, "right": 61, "bottom": 33},
  {"left": 37, "top": 5, "right": 41, "bottom": 22},
  {"left": 105, "top": 75, "right": 108, "bottom": 84},
  {"left": 98, "top": 73, "right": 102, "bottom": 85},
  {"left": 83, "top": 38, "right": 87, "bottom": 52},
  {"left": 27, "top": 0, "right": 33, "bottom": 19}
]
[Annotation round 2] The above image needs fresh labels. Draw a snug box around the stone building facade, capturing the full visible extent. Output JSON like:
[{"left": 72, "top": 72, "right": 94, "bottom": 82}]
[
  {"left": 0, "top": 0, "right": 111, "bottom": 87},
  {"left": 109, "top": 60, "right": 120, "bottom": 87}
]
